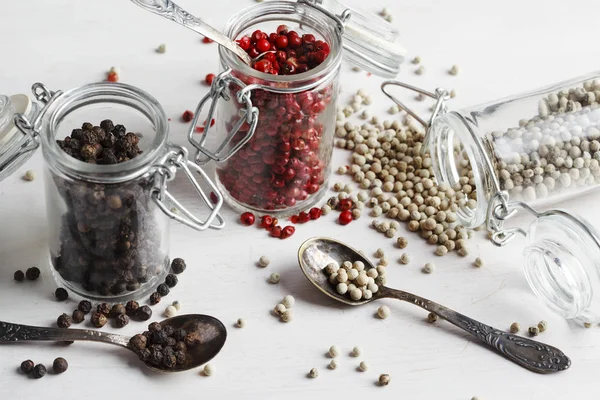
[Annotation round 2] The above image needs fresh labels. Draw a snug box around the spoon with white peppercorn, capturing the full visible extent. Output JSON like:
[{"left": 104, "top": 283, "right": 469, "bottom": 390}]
[
  {"left": 298, "top": 237, "right": 571, "bottom": 374},
  {"left": 0, "top": 314, "right": 226, "bottom": 373}
]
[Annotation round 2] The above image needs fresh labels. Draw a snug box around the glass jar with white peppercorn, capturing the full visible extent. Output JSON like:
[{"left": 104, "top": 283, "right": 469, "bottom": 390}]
[
  {"left": 188, "top": 0, "right": 405, "bottom": 216},
  {"left": 383, "top": 74, "right": 600, "bottom": 323},
  {"left": 0, "top": 82, "right": 224, "bottom": 302}
]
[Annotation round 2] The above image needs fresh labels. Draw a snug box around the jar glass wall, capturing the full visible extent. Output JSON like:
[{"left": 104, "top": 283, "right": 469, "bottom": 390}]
[
  {"left": 210, "top": 1, "right": 342, "bottom": 215},
  {"left": 40, "top": 83, "right": 171, "bottom": 302}
]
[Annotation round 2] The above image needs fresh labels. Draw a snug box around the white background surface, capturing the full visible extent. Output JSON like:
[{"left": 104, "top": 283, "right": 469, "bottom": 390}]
[{"left": 1, "top": 0, "right": 600, "bottom": 399}]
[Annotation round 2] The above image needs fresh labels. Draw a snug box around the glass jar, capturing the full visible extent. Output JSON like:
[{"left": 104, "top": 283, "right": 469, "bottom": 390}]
[
  {"left": 1, "top": 82, "right": 224, "bottom": 302},
  {"left": 382, "top": 73, "right": 600, "bottom": 323},
  {"left": 188, "top": 0, "right": 405, "bottom": 216}
]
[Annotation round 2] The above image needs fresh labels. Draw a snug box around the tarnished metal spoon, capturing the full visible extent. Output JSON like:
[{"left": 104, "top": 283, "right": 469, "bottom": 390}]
[
  {"left": 298, "top": 237, "right": 571, "bottom": 374},
  {"left": 130, "top": 0, "right": 252, "bottom": 66},
  {"left": 0, "top": 314, "right": 226, "bottom": 373}
]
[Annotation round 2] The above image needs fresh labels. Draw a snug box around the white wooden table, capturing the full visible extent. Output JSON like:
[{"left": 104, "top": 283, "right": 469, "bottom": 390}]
[{"left": 1, "top": 1, "right": 599, "bottom": 398}]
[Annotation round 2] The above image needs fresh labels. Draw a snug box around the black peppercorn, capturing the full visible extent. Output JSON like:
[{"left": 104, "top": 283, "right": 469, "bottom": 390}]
[
  {"left": 165, "top": 337, "right": 176, "bottom": 347},
  {"left": 53, "top": 358, "right": 68, "bottom": 374},
  {"left": 174, "top": 341, "right": 187, "bottom": 353},
  {"left": 148, "top": 322, "right": 162, "bottom": 332},
  {"left": 156, "top": 283, "right": 170, "bottom": 297},
  {"left": 175, "top": 351, "right": 186, "bottom": 365},
  {"left": 13, "top": 270, "right": 25, "bottom": 282},
  {"left": 163, "top": 325, "right": 174, "bottom": 337},
  {"left": 78, "top": 300, "right": 92, "bottom": 314},
  {"left": 112, "top": 124, "right": 126, "bottom": 138},
  {"left": 72, "top": 310, "right": 85, "bottom": 324},
  {"left": 137, "top": 306, "right": 153, "bottom": 321},
  {"left": 149, "top": 349, "right": 163, "bottom": 366},
  {"left": 32, "top": 364, "right": 46, "bottom": 379},
  {"left": 171, "top": 258, "right": 186, "bottom": 274},
  {"left": 97, "top": 303, "right": 111, "bottom": 317},
  {"left": 172, "top": 328, "right": 187, "bottom": 342},
  {"left": 163, "top": 354, "right": 177, "bottom": 369},
  {"left": 20, "top": 360, "right": 34, "bottom": 374},
  {"left": 115, "top": 314, "right": 129, "bottom": 328},
  {"left": 137, "top": 348, "right": 151, "bottom": 362},
  {"left": 184, "top": 332, "right": 200, "bottom": 347},
  {"left": 100, "top": 119, "right": 114, "bottom": 133},
  {"left": 152, "top": 330, "right": 168, "bottom": 346},
  {"left": 91, "top": 312, "right": 108, "bottom": 328},
  {"left": 149, "top": 292, "right": 161, "bottom": 305},
  {"left": 110, "top": 304, "right": 126, "bottom": 318},
  {"left": 82, "top": 122, "right": 93, "bottom": 131},
  {"left": 129, "top": 334, "right": 147, "bottom": 352},
  {"left": 25, "top": 267, "right": 40, "bottom": 281},
  {"left": 164, "top": 274, "right": 178, "bottom": 288},
  {"left": 125, "top": 300, "right": 140, "bottom": 316},
  {"left": 57, "top": 313, "right": 71, "bottom": 329},
  {"left": 54, "top": 288, "right": 69, "bottom": 301}
]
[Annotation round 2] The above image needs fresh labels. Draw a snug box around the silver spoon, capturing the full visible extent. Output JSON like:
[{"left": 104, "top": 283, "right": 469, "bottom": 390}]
[
  {"left": 130, "top": 0, "right": 252, "bottom": 66},
  {"left": 0, "top": 314, "right": 226, "bottom": 373},
  {"left": 298, "top": 237, "right": 571, "bottom": 374}
]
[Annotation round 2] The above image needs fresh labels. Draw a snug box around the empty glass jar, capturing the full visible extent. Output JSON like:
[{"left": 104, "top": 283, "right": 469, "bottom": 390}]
[
  {"left": 383, "top": 73, "right": 600, "bottom": 323},
  {"left": 189, "top": 0, "right": 405, "bottom": 216},
  {"left": 1, "top": 82, "right": 224, "bottom": 302}
]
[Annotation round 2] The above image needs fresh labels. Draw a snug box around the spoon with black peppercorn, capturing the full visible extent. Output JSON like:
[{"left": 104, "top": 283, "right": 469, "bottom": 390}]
[
  {"left": 298, "top": 237, "right": 571, "bottom": 374},
  {"left": 0, "top": 314, "right": 226, "bottom": 373}
]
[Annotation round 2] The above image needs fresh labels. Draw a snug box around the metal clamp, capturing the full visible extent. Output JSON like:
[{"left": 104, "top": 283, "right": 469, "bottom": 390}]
[
  {"left": 151, "top": 144, "right": 225, "bottom": 231},
  {"left": 3, "top": 83, "right": 62, "bottom": 175},
  {"left": 381, "top": 80, "right": 449, "bottom": 128},
  {"left": 187, "top": 69, "right": 259, "bottom": 165},
  {"left": 485, "top": 191, "right": 531, "bottom": 247}
]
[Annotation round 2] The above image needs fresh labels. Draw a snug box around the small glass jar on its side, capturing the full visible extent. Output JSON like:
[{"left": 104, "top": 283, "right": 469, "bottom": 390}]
[
  {"left": 189, "top": 0, "right": 404, "bottom": 216},
  {"left": 4, "top": 82, "right": 224, "bottom": 302}
]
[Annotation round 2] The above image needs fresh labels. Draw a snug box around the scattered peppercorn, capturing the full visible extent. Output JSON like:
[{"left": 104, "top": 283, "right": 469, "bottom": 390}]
[
  {"left": 125, "top": 300, "right": 140, "bottom": 316},
  {"left": 329, "top": 360, "right": 338, "bottom": 370},
  {"left": 149, "top": 292, "right": 161, "bottom": 305},
  {"left": 20, "top": 360, "right": 34, "bottom": 374},
  {"left": 23, "top": 170, "right": 35, "bottom": 181},
  {"left": 538, "top": 320, "right": 548, "bottom": 333},
  {"left": 25, "top": 267, "right": 40, "bottom": 281},
  {"left": 308, "top": 367, "right": 319, "bottom": 378},
  {"left": 164, "top": 305, "right": 177, "bottom": 318},
  {"left": 91, "top": 312, "right": 108, "bottom": 328},
  {"left": 156, "top": 283, "right": 170, "bottom": 297},
  {"left": 13, "top": 270, "right": 25, "bottom": 282},
  {"left": 97, "top": 303, "right": 111, "bottom": 317},
  {"left": 378, "top": 374, "right": 391, "bottom": 386},
  {"left": 53, "top": 358, "right": 68, "bottom": 374},
  {"left": 584, "top": 322, "right": 593, "bottom": 328},
  {"left": 236, "top": 318, "right": 246, "bottom": 328},
  {"left": 72, "top": 310, "right": 85, "bottom": 324},
  {"left": 509, "top": 322, "right": 520, "bottom": 333},
  {"left": 528, "top": 326, "right": 539, "bottom": 337},
  {"left": 165, "top": 274, "right": 178, "bottom": 288},
  {"left": 57, "top": 313, "right": 71, "bottom": 329},
  {"left": 351, "top": 346, "right": 361, "bottom": 357},
  {"left": 203, "top": 363, "right": 215, "bottom": 376},
  {"left": 377, "top": 305, "right": 391, "bottom": 319},
  {"left": 110, "top": 304, "right": 126, "bottom": 318},
  {"left": 359, "top": 361, "right": 369, "bottom": 372},
  {"left": 171, "top": 258, "right": 186, "bottom": 274},
  {"left": 32, "top": 364, "right": 46, "bottom": 379},
  {"left": 54, "top": 288, "right": 68, "bottom": 301},
  {"left": 115, "top": 314, "right": 129, "bottom": 328},
  {"left": 268, "top": 272, "right": 280, "bottom": 284},
  {"left": 78, "top": 300, "right": 92, "bottom": 314},
  {"left": 172, "top": 301, "right": 181, "bottom": 311},
  {"left": 427, "top": 312, "right": 438, "bottom": 323},
  {"left": 258, "top": 255, "right": 270, "bottom": 267},
  {"left": 137, "top": 305, "right": 153, "bottom": 321},
  {"left": 328, "top": 345, "right": 340, "bottom": 358}
]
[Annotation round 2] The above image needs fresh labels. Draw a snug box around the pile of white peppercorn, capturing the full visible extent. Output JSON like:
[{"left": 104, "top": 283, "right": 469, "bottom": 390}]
[
  {"left": 488, "top": 82, "right": 600, "bottom": 203},
  {"left": 324, "top": 261, "right": 385, "bottom": 301},
  {"left": 332, "top": 94, "right": 473, "bottom": 256}
]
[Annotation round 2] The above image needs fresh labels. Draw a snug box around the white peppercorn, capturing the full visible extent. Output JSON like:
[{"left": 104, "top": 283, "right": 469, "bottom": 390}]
[
  {"left": 23, "top": 170, "right": 35, "bottom": 181},
  {"left": 378, "top": 374, "right": 391, "bottom": 386},
  {"left": 258, "top": 255, "right": 270, "bottom": 268},
  {"left": 377, "top": 305, "right": 391, "bottom": 319},
  {"left": 172, "top": 301, "right": 181, "bottom": 311},
  {"left": 308, "top": 368, "right": 319, "bottom": 378},
  {"left": 351, "top": 346, "right": 361, "bottom": 357},
  {"left": 203, "top": 364, "right": 215, "bottom": 376},
  {"left": 164, "top": 305, "right": 177, "bottom": 318},
  {"left": 474, "top": 257, "right": 484, "bottom": 268},
  {"left": 509, "top": 322, "right": 520, "bottom": 334},
  {"left": 427, "top": 312, "right": 438, "bottom": 323},
  {"left": 328, "top": 345, "right": 340, "bottom": 358},
  {"left": 400, "top": 253, "right": 411, "bottom": 264},
  {"left": 538, "top": 320, "right": 548, "bottom": 333},
  {"left": 269, "top": 272, "right": 281, "bottom": 284},
  {"left": 397, "top": 237, "right": 408, "bottom": 249},
  {"left": 281, "top": 309, "right": 294, "bottom": 322},
  {"left": 274, "top": 303, "right": 286, "bottom": 316},
  {"left": 435, "top": 246, "right": 448, "bottom": 256},
  {"left": 359, "top": 361, "right": 369, "bottom": 372},
  {"left": 236, "top": 318, "right": 246, "bottom": 328},
  {"left": 329, "top": 360, "right": 339, "bottom": 370},
  {"left": 422, "top": 263, "right": 435, "bottom": 274},
  {"left": 282, "top": 295, "right": 295, "bottom": 308}
]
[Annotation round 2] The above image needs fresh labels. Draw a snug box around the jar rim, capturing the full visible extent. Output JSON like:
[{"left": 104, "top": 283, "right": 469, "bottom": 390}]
[
  {"left": 40, "top": 82, "right": 169, "bottom": 184},
  {"left": 219, "top": 0, "right": 343, "bottom": 86}
]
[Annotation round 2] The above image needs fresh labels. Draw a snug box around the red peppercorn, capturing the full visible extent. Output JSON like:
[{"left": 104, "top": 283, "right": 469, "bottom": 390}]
[
  {"left": 275, "top": 35, "right": 288, "bottom": 49},
  {"left": 270, "top": 226, "right": 282, "bottom": 237},
  {"left": 209, "top": 191, "right": 218, "bottom": 204},
  {"left": 338, "top": 199, "right": 353, "bottom": 211},
  {"left": 277, "top": 25, "right": 289, "bottom": 35},
  {"left": 302, "top": 34, "right": 316, "bottom": 44},
  {"left": 281, "top": 226, "right": 295, "bottom": 239},
  {"left": 288, "top": 34, "right": 302, "bottom": 49},
  {"left": 182, "top": 110, "right": 194, "bottom": 123},
  {"left": 107, "top": 71, "right": 118, "bottom": 82},
  {"left": 289, "top": 215, "right": 299, "bottom": 224},
  {"left": 238, "top": 36, "right": 251, "bottom": 50},
  {"left": 260, "top": 215, "right": 274, "bottom": 228},
  {"left": 254, "top": 59, "right": 272, "bottom": 73},
  {"left": 194, "top": 126, "right": 205, "bottom": 133},
  {"left": 205, "top": 74, "right": 216, "bottom": 85},
  {"left": 298, "top": 211, "right": 310, "bottom": 223},
  {"left": 256, "top": 39, "right": 271, "bottom": 53},
  {"left": 339, "top": 211, "right": 353, "bottom": 225},
  {"left": 252, "top": 30, "right": 265, "bottom": 43},
  {"left": 240, "top": 212, "right": 256, "bottom": 226},
  {"left": 309, "top": 207, "right": 322, "bottom": 220},
  {"left": 202, "top": 37, "right": 214, "bottom": 44}
]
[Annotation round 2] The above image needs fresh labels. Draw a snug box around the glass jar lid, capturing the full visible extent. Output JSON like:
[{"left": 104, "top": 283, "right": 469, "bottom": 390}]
[
  {"left": 305, "top": 0, "right": 406, "bottom": 77},
  {"left": 0, "top": 93, "right": 36, "bottom": 181}
]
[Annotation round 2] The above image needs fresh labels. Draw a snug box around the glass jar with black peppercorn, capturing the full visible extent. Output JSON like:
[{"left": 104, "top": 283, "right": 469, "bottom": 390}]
[
  {"left": 0, "top": 82, "right": 224, "bottom": 302},
  {"left": 188, "top": 0, "right": 405, "bottom": 216}
]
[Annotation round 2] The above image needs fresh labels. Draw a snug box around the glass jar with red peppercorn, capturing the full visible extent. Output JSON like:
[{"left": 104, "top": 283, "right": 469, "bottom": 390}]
[
  {"left": 0, "top": 83, "right": 224, "bottom": 302},
  {"left": 188, "top": 0, "right": 405, "bottom": 216}
]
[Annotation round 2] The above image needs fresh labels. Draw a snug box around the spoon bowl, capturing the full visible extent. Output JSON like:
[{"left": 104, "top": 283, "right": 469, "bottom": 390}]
[
  {"left": 298, "top": 237, "right": 572, "bottom": 374},
  {"left": 0, "top": 314, "right": 227, "bottom": 373}
]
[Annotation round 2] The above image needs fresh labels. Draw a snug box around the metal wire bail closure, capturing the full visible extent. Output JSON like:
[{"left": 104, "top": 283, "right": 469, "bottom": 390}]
[
  {"left": 151, "top": 144, "right": 225, "bottom": 231},
  {"left": 188, "top": 69, "right": 259, "bottom": 166},
  {"left": 2, "top": 83, "right": 62, "bottom": 176}
]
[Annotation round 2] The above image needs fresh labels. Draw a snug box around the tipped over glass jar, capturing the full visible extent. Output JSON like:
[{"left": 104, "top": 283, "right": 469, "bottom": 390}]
[
  {"left": 383, "top": 72, "right": 600, "bottom": 324},
  {"left": 0, "top": 82, "right": 224, "bottom": 302},
  {"left": 188, "top": 0, "right": 405, "bottom": 216}
]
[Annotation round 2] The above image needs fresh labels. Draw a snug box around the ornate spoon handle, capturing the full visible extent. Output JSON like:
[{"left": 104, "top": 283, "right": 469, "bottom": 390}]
[
  {"left": 379, "top": 287, "right": 571, "bottom": 374},
  {"left": 0, "top": 321, "right": 130, "bottom": 348},
  {"left": 130, "top": 0, "right": 253, "bottom": 65}
]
